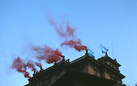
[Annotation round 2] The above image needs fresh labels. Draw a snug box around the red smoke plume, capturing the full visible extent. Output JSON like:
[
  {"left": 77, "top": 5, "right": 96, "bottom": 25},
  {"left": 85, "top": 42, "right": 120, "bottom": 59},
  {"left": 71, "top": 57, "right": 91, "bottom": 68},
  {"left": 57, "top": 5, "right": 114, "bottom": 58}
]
[
  {"left": 35, "top": 62, "right": 42, "bottom": 69},
  {"left": 49, "top": 18, "right": 87, "bottom": 51},
  {"left": 26, "top": 60, "right": 37, "bottom": 72},
  {"left": 12, "top": 57, "right": 43, "bottom": 78},
  {"left": 49, "top": 18, "right": 75, "bottom": 39},
  {"left": 12, "top": 41, "right": 63, "bottom": 78},
  {"left": 12, "top": 57, "right": 31, "bottom": 78},
  {"left": 32, "top": 45, "right": 63, "bottom": 64},
  {"left": 12, "top": 17, "right": 86, "bottom": 79},
  {"left": 61, "top": 39, "right": 87, "bottom": 51}
]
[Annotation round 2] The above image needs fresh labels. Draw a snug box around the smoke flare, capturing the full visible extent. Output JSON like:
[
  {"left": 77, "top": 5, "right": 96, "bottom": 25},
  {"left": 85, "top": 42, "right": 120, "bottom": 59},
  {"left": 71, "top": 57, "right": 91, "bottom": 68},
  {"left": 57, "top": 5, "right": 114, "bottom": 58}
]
[
  {"left": 49, "top": 18, "right": 75, "bottom": 39},
  {"left": 12, "top": 57, "right": 43, "bottom": 78},
  {"left": 100, "top": 45, "right": 108, "bottom": 53},
  {"left": 26, "top": 60, "right": 37, "bottom": 72},
  {"left": 49, "top": 17, "right": 87, "bottom": 51},
  {"left": 35, "top": 62, "right": 42, "bottom": 69},
  {"left": 12, "top": 57, "right": 31, "bottom": 78},
  {"left": 61, "top": 39, "right": 87, "bottom": 51},
  {"left": 32, "top": 44, "right": 63, "bottom": 64}
]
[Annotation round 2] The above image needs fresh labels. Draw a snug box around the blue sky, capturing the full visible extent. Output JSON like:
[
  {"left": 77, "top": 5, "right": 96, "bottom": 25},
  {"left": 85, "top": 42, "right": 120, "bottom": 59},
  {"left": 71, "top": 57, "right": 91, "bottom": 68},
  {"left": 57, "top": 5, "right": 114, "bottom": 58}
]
[{"left": 0, "top": 0, "right": 137, "bottom": 86}]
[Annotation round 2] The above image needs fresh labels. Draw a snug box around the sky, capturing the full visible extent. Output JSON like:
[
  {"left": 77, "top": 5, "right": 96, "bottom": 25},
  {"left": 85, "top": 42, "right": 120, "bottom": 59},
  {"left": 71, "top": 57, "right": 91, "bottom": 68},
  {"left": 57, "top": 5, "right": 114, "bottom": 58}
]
[{"left": 0, "top": 0, "right": 137, "bottom": 86}]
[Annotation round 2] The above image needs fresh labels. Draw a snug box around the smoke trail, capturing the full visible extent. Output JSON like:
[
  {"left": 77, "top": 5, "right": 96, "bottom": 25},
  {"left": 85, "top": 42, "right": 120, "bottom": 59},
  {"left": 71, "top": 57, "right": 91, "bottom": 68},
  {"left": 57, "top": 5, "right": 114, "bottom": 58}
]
[
  {"left": 61, "top": 39, "right": 87, "bottom": 51},
  {"left": 66, "top": 21, "right": 75, "bottom": 38},
  {"left": 100, "top": 45, "right": 108, "bottom": 53},
  {"left": 12, "top": 42, "right": 63, "bottom": 78},
  {"left": 12, "top": 57, "right": 43, "bottom": 78},
  {"left": 31, "top": 44, "right": 63, "bottom": 64},
  {"left": 35, "top": 62, "right": 42, "bottom": 69},
  {"left": 12, "top": 57, "right": 31, "bottom": 78},
  {"left": 87, "top": 47, "right": 95, "bottom": 58},
  {"left": 26, "top": 60, "right": 37, "bottom": 72},
  {"left": 49, "top": 18, "right": 75, "bottom": 39},
  {"left": 49, "top": 17, "right": 87, "bottom": 51}
]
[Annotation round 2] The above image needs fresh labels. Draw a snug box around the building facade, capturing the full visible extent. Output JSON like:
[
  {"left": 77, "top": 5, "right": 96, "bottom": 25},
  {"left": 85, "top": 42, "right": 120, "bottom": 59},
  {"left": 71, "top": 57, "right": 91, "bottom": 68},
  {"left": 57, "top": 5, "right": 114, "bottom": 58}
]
[{"left": 25, "top": 50, "right": 125, "bottom": 86}]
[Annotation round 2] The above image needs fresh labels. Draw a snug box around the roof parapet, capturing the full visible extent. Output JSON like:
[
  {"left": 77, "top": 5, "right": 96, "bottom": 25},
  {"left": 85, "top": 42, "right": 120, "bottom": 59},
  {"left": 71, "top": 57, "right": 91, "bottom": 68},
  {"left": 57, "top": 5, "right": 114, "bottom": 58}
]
[
  {"left": 62, "top": 55, "right": 65, "bottom": 62},
  {"left": 85, "top": 49, "right": 89, "bottom": 56},
  {"left": 54, "top": 60, "right": 57, "bottom": 65}
]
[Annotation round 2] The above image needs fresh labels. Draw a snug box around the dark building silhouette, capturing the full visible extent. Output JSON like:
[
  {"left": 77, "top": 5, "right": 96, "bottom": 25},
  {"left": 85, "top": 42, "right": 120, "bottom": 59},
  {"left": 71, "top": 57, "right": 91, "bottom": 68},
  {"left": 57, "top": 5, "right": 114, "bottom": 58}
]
[{"left": 25, "top": 50, "right": 125, "bottom": 86}]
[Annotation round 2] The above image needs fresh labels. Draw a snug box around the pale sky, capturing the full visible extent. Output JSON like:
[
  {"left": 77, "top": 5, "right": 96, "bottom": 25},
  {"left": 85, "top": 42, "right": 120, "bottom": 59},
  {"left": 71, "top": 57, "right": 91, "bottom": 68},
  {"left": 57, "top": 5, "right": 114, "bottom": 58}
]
[{"left": 0, "top": 0, "right": 137, "bottom": 86}]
